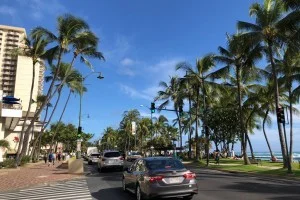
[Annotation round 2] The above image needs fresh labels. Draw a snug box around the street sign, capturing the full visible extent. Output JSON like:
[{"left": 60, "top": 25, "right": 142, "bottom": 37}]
[{"left": 132, "top": 121, "right": 136, "bottom": 135}]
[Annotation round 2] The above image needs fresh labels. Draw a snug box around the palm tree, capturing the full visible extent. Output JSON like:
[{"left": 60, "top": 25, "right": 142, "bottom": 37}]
[
  {"left": 155, "top": 76, "right": 185, "bottom": 153},
  {"left": 176, "top": 56, "right": 219, "bottom": 163},
  {"left": 213, "top": 34, "right": 263, "bottom": 165},
  {"left": 137, "top": 118, "right": 151, "bottom": 153},
  {"left": 20, "top": 14, "right": 105, "bottom": 163},
  {"left": 119, "top": 110, "right": 140, "bottom": 152},
  {"left": 14, "top": 34, "right": 49, "bottom": 165},
  {"left": 237, "top": 0, "right": 300, "bottom": 169},
  {"left": 277, "top": 47, "right": 300, "bottom": 163}
]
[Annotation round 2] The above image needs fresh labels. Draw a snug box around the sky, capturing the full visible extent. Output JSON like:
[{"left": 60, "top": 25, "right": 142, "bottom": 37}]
[{"left": 1, "top": 0, "right": 299, "bottom": 153}]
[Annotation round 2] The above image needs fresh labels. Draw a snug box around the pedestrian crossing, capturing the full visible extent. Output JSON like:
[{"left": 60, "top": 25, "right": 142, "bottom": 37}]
[{"left": 0, "top": 179, "right": 92, "bottom": 200}]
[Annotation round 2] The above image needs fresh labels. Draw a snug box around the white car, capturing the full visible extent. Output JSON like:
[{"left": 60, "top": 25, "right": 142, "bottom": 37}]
[
  {"left": 97, "top": 151, "right": 124, "bottom": 172},
  {"left": 88, "top": 153, "right": 101, "bottom": 165}
]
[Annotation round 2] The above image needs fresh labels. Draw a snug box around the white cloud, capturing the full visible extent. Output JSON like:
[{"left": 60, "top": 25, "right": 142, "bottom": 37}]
[
  {"left": 121, "top": 58, "right": 135, "bottom": 66},
  {"left": 119, "top": 84, "right": 153, "bottom": 101},
  {"left": 16, "top": 0, "right": 66, "bottom": 20},
  {"left": 0, "top": 5, "right": 16, "bottom": 16}
]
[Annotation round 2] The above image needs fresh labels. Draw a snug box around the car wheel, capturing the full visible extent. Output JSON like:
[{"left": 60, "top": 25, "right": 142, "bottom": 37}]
[
  {"left": 136, "top": 184, "right": 143, "bottom": 200},
  {"left": 122, "top": 178, "right": 127, "bottom": 192},
  {"left": 183, "top": 195, "right": 194, "bottom": 200}
]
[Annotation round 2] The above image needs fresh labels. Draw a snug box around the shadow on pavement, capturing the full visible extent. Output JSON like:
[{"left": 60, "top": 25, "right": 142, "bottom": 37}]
[
  {"left": 269, "top": 196, "right": 300, "bottom": 200},
  {"left": 91, "top": 187, "right": 135, "bottom": 200},
  {"left": 222, "top": 181, "right": 300, "bottom": 196}
]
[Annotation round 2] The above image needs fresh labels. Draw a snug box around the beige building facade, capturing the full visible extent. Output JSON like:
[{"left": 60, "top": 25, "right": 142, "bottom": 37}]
[{"left": 0, "top": 25, "right": 44, "bottom": 161}]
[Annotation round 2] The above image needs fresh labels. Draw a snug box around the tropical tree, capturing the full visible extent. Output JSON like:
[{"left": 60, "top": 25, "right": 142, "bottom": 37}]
[
  {"left": 13, "top": 34, "right": 49, "bottom": 164},
  {"left": 19, "top": 14, "right": 104, "bottom": 164},
  {"left": 213, "top": 34, "right": 263, "bottom": 164},
  {"left": 155, "top": 76, "right": 185, "bottom": 153},
  {"left": 237, "top": 0, "right": 300, "bottom": 169}
]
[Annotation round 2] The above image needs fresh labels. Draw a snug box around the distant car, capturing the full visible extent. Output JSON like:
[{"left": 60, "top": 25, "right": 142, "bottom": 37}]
[
  {"left": 122, "top": 157, "right": 198, "bottom": 200},
  {"left": 97, "top": 151, "right": 124, "bottom": 172},
  {"left": 88, "top": 153, "right": 101, "bottom": 165},
  {"left": 127, "top": 152, "right": 143, "bottom": 162}
]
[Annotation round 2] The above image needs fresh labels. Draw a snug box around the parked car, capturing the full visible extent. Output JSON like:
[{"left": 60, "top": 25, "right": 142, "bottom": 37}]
[
  {"left": 88, "top": 153, "right": 101, "bottom": 165},
  {"left": 122, "top": 157, "right": 198, "bottom": 200},
  {"left": 127, "top": 152, "right": 143, "bottom": 162},
  {"left": 97, "top": 151, "right": 124, "bottom": 172}
]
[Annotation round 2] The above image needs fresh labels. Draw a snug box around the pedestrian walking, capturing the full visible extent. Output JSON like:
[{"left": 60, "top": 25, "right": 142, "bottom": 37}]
[
  {"left": 43, "top": 154, "right": 47, "bottom": 164},
  {"left": 52, "top": 152, "right": 56, "bottom": 165},
  {"left": 48, "top": 153, "right": 52, "bottom": 167},
  {"left": 58, "top": 152, "right": 61, "bottom": 162}
]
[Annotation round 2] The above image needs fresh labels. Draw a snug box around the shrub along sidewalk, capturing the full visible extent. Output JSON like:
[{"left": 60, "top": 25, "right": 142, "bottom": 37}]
[{"left": 193, "top": 159, "right": 300, "bottom": 179}]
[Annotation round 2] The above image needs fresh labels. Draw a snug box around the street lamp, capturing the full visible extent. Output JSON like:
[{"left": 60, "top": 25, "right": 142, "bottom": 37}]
[{"left": 76, "top": 71, "right": 104, "bottom": 159}]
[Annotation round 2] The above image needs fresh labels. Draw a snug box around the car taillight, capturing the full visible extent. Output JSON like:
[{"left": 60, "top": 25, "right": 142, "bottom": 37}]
[
  {"left": 146, "top": 176, "right": 164, "bottom": 183},
  {"left": 119, "top": 157, "right": 124, "bottom": 160},
  {"left": 183, "top": 172, "right": 196, "bottom": 179},
  {"left": 102, "top": 158, "right": 106, "bottom": 161}
]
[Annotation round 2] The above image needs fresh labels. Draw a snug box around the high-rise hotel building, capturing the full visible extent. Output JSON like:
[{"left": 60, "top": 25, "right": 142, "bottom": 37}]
[{"left": 0, "top": 25, "right": 44, "bottom": 160}]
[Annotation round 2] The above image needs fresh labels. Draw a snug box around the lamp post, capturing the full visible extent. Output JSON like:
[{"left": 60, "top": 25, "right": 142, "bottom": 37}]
[{"left": 76, "top": 72, "right": 104, "bottom": 159}]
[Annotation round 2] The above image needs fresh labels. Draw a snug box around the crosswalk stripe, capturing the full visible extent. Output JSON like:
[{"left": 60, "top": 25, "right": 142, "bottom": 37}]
[{"left": 0, "top": 179, "right": 92, "bottom": 200}]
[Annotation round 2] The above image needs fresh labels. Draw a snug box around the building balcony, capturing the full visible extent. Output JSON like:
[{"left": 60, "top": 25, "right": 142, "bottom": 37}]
[{"left": 1, "top": 103, "right": 22, "bottom": 131}]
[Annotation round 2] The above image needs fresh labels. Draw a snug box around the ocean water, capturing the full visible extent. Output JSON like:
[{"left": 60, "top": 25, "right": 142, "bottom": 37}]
[{"left": 248, "top": 152, "right": 300, "bottom": 162}]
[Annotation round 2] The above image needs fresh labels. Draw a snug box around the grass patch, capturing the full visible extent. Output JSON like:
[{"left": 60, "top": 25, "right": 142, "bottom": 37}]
[{"left": 193, "top": 158, "right": 300, "bottom": 178}]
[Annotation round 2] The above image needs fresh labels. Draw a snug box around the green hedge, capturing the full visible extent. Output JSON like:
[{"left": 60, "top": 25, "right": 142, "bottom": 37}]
[
  {"left": 20, "top": 156, "right": 31, "bottom": 166},
  {"left": 1, "top": 159, "right": 15, "bottom": 168}
]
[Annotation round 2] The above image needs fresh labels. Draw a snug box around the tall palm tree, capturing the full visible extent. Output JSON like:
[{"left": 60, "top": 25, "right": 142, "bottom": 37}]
[
  {"left": 137, "top": 118, "right": 151, "bottom": 153},
  {"left": 155, "top": 76, "right": 185, "bottom": 153},
  {"left": 14, "top": 34, "right": 49, "bottom": 165},
  {"left": 20, "top": 14, "right": 105, "bottom": 163},
  {"left": 277, "top": 47, "right": 300, "bottom": 163},
  {"left": 237, "top": 0, "right": 300, "bottom": 169},
  {"left": 213, "top": 34, "right": 263, "bottom": 165},
  {"left": 176, "top": 55, "right": 219, "bottom": 163}
]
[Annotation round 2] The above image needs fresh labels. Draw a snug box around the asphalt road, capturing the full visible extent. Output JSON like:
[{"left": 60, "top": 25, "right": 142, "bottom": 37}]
[{"left": 84, "top": 162, "right": 300, "bottom": 200}]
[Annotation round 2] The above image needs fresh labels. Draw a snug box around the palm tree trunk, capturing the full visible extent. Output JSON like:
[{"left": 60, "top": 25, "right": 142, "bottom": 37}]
[
  {"left": 188, "top": 95, "right": 192, "bottom": 159},
  {"left": 16, "top": 61, "right": 36, "bottom": 166},
  {"left": 176, "top": 111, "right": 183, "bottom": 153},
  {"left": 48, "top": 89, "right": 72, "bottom": 152},
  {"left": 246, "top": 133, "right": 255, "bottom": 159},
  {"left": 262, "top": 109, "right": 274, "bottom": 159},
  {"left": 289, "top": 89, "right": 293, "bottom": 164},
  {"left": 236, "top": 66, "right": 250, "bottom": 165},
  {"left": 195, "top": 87, "right": 200, "bottom": 161},
  {"left": 268, "top": 44, "right": 288, "bottom": 168},
  {"left": 30, "top": 103, "right": 50, "bottom": 161}
]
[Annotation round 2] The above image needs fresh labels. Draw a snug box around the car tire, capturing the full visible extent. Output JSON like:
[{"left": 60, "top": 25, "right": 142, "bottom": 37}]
[
  {"left": 183, "top": 195, "right": 194, "bottom": 200},
  {"left": 136, "top": 184, "right": 143, "bottom": 200},
  {"left": 122, "top": 177, "right": 127, "bottom": 192}
]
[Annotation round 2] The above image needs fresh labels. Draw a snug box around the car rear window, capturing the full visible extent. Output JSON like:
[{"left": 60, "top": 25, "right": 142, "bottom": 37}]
[
  {"left": 145, "top": 159, "right": 185, "bottom": 170},
  {"left": 91, "top": 154, "right": 100, "bottom": 157},
  {"left": 104, "top": 152, "right": 121, "bottom": 157}
]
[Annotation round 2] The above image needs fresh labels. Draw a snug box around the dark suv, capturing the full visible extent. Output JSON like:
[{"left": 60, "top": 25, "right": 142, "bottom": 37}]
[{"left": 122, "top": 157, "right": 198, "bottom": 200}]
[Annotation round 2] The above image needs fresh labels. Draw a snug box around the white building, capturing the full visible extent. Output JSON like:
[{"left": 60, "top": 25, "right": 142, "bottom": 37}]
[{"left": 0, "top": 25, "right": 44, "bottom": 160}]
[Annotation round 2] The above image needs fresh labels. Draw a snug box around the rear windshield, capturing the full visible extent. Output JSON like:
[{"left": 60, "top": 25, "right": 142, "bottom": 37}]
[
  {"left": 145, "top": 159, "right": 185, "bottom": 170},
  {"left": 104, "top": 152, "right": 121, "bottom": 157},
  {"left": 91, "top": 154, "right": 100, "bottom": 157},
  {"left": 132, "top": 152, "right": 141, "bottom": 156}
]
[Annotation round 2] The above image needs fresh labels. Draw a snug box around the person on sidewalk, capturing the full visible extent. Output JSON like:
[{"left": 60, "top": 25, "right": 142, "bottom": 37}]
[
  {"left": 48, "top": 153, "right": 53, "bottom": 167},
  {"left": 52, "top": 152, "right": 56, "bottom": 165},
  {"left": 43, "top": 154, "right": 47, "bottom": 164},
  {"left": 58, "top": 152, "right": 61, "bottom": 162}
]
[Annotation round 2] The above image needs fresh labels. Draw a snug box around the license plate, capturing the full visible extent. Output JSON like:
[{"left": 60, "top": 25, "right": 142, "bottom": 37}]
[
  {"left": 108, "top": 160, "right": 115, "bottom": 163},
  {"left": 168, "top": 177, "right": 183, "bottom": 184}
]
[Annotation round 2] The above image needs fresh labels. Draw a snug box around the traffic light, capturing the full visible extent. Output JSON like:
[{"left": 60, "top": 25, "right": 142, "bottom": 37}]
[
  {"left": 151, "top": 102, "right": 155, "bottom": 113},
  {"left": 276, "top": 107, "right": 285, "bottom": 123},
  {"left": 77, "top": 126, "right": 82, "bottom": 139}
]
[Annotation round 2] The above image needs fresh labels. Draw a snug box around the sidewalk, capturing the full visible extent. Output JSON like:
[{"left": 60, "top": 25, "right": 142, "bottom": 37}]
[{"left": 0, "top": 161, "right": 83, "bottom": 192}]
